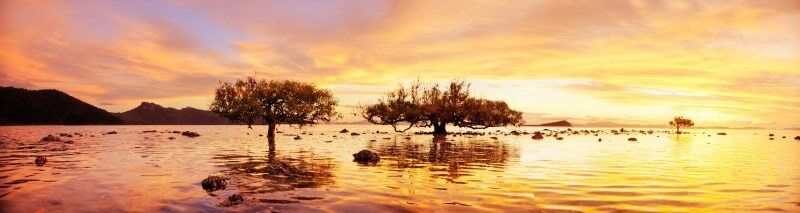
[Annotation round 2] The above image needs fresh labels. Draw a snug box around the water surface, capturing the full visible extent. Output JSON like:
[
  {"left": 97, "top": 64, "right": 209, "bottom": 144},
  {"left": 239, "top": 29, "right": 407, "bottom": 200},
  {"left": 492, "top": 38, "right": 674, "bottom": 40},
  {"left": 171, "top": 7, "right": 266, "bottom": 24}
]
[{"left": 1, "top": 125, "right": 799, "bottom": 212}]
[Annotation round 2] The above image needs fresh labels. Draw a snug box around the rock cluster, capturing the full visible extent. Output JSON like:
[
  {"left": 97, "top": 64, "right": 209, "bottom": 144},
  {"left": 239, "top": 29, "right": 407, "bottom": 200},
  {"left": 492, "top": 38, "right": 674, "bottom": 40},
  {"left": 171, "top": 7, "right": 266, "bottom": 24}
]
[
  {"left": 40, "top": 135, "right": 61, "bottom": 142},
  {"left": 353, "top": 150, "right": 380, "bottom": 164},
  {"left": 35, "top": 156, "right": 47, "bottom": 166},
  {"left": 201, "top": 175, "right": 228, "bottom": 191},
  {"left": 181, "top": 131, "right": 200, "bottom": 137},
  {"left": 531, "top": 132, "right": 544, "bottom": 140}
]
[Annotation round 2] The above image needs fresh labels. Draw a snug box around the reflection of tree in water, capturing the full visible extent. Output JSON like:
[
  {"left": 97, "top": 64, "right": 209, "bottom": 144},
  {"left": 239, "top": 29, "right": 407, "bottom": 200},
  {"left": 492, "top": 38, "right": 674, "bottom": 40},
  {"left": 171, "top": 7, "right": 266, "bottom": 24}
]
[
  {"left": 377, "top": 135, "right": 518, "bottom": 182},
  {"left": 212, "top": 138, "right": 335, "bottom": 196},
  {"left": 669, "top": 133, "right": 694, "bottom": 157}
]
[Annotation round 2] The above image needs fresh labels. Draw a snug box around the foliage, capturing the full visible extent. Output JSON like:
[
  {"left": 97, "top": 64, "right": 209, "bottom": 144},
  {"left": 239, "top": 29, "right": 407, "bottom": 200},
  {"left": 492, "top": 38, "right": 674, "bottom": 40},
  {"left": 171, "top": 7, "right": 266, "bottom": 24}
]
[
  {"left": 362, "top": 80, "right": 523, "bottom": 134},
  {"left": 210, "top": 77, "right": 339, "bottom": 135},
  {"left": 669, "top": 116, "right": 694, "bottom": 132}
]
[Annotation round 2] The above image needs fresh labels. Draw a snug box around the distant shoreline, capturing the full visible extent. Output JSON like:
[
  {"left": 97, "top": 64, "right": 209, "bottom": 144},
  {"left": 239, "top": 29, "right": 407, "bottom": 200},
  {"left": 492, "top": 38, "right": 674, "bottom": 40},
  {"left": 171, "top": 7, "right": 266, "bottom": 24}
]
[{"left": 0, "top": 123, "right": 790, "bottom": 130}]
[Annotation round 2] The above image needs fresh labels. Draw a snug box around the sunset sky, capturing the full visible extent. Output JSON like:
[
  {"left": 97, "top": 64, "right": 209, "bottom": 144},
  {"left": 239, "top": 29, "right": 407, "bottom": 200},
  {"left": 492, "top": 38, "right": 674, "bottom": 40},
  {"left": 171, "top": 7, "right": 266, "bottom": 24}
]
[{"left": 1, "top": 0, "right": 798, "bottom": 128}]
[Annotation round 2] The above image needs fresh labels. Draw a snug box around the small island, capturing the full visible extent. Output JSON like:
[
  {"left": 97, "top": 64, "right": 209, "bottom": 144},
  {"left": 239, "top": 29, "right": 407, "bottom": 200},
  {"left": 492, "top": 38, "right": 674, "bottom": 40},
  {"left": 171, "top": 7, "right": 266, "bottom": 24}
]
[{"left": 525, "top": 120, "right": 573, "bottom": 127}]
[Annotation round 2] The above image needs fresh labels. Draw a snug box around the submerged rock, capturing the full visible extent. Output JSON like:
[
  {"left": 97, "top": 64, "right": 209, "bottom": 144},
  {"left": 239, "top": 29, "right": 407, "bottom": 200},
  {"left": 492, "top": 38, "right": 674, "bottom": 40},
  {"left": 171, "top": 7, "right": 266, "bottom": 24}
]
[
  {"left": 531, "top": 132, "right": 544, "bottom": 140},
  {"left": 628, "top": 138, "right": 638, "bottom": 141},
  {"left": 201, "top": 175, "right": 227, "bottom": 191},
  {"left": 353, "top": 150, "right": 380, "bottom": 164},
  {"left": 181, "top": 131, "right": 200, "bottom": 137},
  {"left": 35, "top": 156, "right": 47, "bottom": 166},
  {"left": 221, "top": 194, "right": 244, "bottom": 206},
  {"left": 264, "top": 160, "right": 306, "bottom": 176},
  {"left": 40, "top": 135, "right": 61, "bottom": 142}
]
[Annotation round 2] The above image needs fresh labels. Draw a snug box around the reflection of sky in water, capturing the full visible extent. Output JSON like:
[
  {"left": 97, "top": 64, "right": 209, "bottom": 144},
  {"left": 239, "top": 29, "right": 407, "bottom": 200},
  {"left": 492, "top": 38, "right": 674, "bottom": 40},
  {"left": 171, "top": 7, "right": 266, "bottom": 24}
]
[{"left": 0, "top": 125, "right": 799, "bottom": 212}]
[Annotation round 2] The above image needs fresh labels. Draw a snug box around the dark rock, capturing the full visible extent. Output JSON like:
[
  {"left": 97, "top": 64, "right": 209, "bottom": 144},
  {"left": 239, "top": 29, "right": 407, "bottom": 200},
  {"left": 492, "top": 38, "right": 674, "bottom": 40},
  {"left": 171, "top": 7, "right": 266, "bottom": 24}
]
[
  {"left": 221, "top": 194, "right": 244, "bottom": 206},
  {"left": 35, "top": 156, "right": 47, "bottom": 166},
  {"left": 142, "top": 130, "right": 157, "bottom": 133},
  {"left": 172, "top": 131, "right": 181, "bottom": 134},
  {"left": 340, "top": 129, "right": 349, "bottom": 133},
  {"left": 353, "top": 150, "right": 380, "bottom": 164},
  {"left": 40, "top": 135, "right": 61, "bottom": 142},
  {"left": 531, "top": 132, "right": 544, "bottom": 140},
  {"left": 293, "top": 136, "right": 302, "bottom": 140},
  {"left": 556, "top": 137, "right": 564, "bottom": 140},
  {"left": 167, "top": 137, "right": 176, "bottom": 140},
  {"left": 181, "top": 131, "right": 200, "bottom": 137},
  {"left": 510, "top": 131, "right": 521, "bottom": 136},
  {"left": 769, "top": 133, "right": 775, "bottom": 137},
  {"left": 628, "top": 138, "right": 638, "bottom": 141},
  {"left": 350, "top": 132, "right": 360, "bottom": 136},
  {"left": 598, "top": 138, "right": 602, "bottom": 142},
  {"left": 105, "top": 131, "right": 118, "bottom": 135},
  {"left": 717, "top": 132, "right": 727, "bottom": 135},
  {"left": 59, "top": 133, "right": 72, "bottom": 137},
  {"left": 490, "top": 136, "right": 498, "bottom": 140},
  {"left": 794, "top": 136, "right": 800, "bottom": 140},
  {"left": 264, "top": 160, "right": 306, "bottom": 176},
  {"left": 201, "top": 175, "right": 227, "bottom": 191}
]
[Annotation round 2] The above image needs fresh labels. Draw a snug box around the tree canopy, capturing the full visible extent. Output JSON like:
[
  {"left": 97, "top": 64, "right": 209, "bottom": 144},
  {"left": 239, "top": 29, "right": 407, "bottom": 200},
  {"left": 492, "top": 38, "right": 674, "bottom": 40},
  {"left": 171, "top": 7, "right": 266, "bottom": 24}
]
[
  {"left": 669, "top": 116, "right": 694, "bottom": 133},
  {"left": 362, "top": 80, "right": 523, "bottom": 134},
  {"left": 210, "top": 77, "right": 339, "bottom": 138}
]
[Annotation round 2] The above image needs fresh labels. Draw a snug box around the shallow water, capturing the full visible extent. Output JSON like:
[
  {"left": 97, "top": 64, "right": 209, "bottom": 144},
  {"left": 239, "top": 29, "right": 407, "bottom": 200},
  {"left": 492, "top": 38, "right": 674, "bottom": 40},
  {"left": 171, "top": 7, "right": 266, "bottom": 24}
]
[{"left": 0, "top": 125, "right": 798, "bottom": 212}]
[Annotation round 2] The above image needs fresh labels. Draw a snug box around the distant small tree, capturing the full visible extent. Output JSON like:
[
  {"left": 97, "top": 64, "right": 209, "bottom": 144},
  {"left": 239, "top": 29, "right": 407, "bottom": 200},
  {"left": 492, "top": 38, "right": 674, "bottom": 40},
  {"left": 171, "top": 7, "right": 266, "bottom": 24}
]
[
  {"left": 669, "top": 116, "right": 694, "bottom": 134},
  {"left": 210, "top": 77, "right": 339, "bottom": 139},
  {"left": 362, "top": 80, "right": 523, "bottom": 134}
]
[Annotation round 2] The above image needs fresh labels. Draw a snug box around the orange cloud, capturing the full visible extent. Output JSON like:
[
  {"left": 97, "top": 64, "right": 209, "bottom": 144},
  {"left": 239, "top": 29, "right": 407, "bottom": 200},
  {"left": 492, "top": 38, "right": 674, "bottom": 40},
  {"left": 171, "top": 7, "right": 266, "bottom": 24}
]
[{"left": 0, "top": 0, "right": 797, "bottom": 127}]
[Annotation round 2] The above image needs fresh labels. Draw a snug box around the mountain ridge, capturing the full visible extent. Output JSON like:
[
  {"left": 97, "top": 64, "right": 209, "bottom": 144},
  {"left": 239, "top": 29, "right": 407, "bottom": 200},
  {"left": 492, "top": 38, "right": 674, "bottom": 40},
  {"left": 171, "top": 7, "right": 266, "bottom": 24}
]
[
  {"left": 114, "top": 102, "right": 234, "bottom": 125},
  {"left": 0, "top": 86, "right": 124, "bottom": 125}
]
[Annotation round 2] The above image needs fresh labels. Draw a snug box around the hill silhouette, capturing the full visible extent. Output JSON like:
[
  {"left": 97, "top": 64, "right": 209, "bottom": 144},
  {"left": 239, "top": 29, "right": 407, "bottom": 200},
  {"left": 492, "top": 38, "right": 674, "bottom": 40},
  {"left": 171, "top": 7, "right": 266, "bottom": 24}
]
[
  {"left": 529, "top": 120, "right": 572, "bottom": 127},
  {"left": 0, "top": 86, "right": 124, "bottom": 125},
  {"left": 115, "top": 102, "right": 233, "bottom": 125}
]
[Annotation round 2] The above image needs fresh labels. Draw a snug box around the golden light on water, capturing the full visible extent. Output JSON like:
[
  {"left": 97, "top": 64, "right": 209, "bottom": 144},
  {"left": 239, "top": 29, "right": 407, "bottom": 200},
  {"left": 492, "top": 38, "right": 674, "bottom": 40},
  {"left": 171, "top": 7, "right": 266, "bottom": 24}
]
[{"left": 1, "top": 1, "right": 799, "bottom": 212}]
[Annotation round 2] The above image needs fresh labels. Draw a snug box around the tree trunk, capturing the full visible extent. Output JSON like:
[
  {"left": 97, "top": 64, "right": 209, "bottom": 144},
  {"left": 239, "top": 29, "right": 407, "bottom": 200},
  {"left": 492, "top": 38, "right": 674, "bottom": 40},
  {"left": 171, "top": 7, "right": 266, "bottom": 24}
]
[
  {"left": 433, "top": 123, "right": 447, "bottom": 135},
  {"left": 676, "top": 126, "right": 680, "bottom": 134},
  {"left": 267, "top": 123, "right": 276, "bottom": 139},
  {"left": 267, "top": 136, "right": 276, "bottom": 162}
]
